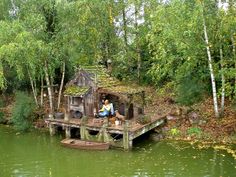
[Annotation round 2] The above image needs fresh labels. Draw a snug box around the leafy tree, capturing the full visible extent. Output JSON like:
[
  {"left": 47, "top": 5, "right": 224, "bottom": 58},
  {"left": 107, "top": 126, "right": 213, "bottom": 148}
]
[{"left": 11, "top": 92, "right": 36, "bottom": 132}]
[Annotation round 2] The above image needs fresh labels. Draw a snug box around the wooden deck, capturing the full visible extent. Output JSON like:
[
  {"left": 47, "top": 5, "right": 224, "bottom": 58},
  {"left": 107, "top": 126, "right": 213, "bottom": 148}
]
[{"left": 46, "top": 114, "right": 166, "bottom": 150}]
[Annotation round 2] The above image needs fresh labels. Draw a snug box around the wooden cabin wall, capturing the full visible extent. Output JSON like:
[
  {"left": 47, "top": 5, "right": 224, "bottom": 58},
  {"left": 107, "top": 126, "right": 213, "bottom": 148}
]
[
  {"left": 84, "top": 90, "right": 95, "bottom": 117},
  {"left": 118, "top": 103, "right": 125, "bottom": 116},
  {"left": 133, "top": 107, "right": 139, "bottom": 118},
  {"left": 68, "top": 96, "right": 85, "bottom": 117}
]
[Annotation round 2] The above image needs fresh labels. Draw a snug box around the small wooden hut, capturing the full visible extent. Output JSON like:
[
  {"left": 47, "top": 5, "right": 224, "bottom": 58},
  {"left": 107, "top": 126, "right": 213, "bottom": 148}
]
[{"left": 64, "top": 66, "right": 145, "bottom": 120}]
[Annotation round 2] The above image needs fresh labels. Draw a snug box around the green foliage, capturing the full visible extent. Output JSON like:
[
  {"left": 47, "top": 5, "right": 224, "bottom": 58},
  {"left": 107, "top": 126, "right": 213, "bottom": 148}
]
[
  {"left": 187, "top": 127, "right": 202, "bottom": 136},
  {"left": 11, "top": 92, "right": 36, "bottom": 132},
  {"left": 176, "top": 76, "right": 207, "bottom": 105},
  {"left": 170, "top": 128, "right": 180, "bottom": 136},
  {"left": 64, "top": 86, "right": 89, "bottom": 96},
  {"left": 147, "top": 0, "right": 236, "bottom": 106},
  {"left": 0, "top": 99, "right": 5, "bottom": 123},
  {"left": 0, "top": 0, "right": 236, "bottom": 115},
  {"left": 0, "top": 112, "right": 5, "bottom": 123}
]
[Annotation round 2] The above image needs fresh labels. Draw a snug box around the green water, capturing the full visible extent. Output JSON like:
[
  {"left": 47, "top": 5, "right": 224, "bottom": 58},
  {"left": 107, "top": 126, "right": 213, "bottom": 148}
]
[{"left": 0, "top": 125, "right": 235, "bottom": 177}]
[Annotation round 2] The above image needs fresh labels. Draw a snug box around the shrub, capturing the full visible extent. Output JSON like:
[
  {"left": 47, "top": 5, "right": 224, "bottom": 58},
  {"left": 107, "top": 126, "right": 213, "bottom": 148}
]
[
  {"left": 0, "top": 112, "right": 5, "bottom": 123},
  {"left": 170, "top": 128, "right": 180, "bottom": 136},
  {"left": 175, "top": 76, "right": 207, "bottom": 106},
  {"left": 0, "top": 99, "right": 5, "bottom": 123},
  {"left": 11, "top": 92, "right": 36, "bottom": 132},
  {"left": 187, "top": 127, "right": 202, "bottom": 136}
]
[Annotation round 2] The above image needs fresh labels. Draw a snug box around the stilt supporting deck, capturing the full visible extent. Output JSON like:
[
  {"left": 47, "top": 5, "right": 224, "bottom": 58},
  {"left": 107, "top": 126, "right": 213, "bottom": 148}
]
[
  {"left": 80, "top": 116, "right": 87, "bottom": 140},
  {"left": 49, "top": 124, "right": 56, "bottom": 136},
  {"left": 65, "top": 127, "right": 71, "bottom": 138},
  {"left": 123, "top": 120, "right": 132, "bottom": 150},
  {"left": 64, "top": 112, "right": 69, "bottom": 121},
  {"left": 102, "top": 118, "right": 111, "bottom": 143}
]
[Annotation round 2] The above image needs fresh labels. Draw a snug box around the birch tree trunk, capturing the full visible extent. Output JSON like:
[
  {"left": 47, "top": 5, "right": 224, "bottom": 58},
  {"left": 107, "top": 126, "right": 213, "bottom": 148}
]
[
  {"left": 44, "top": 61, "right": 54, "bottom": 119},
  {"left": 231, "top": 35, "right": 236, "bottom": 98},
  {"left": 203, "top": 17, "right": 220, "bottom": 118},
  {"left": 220, "top": 47, "right": 225, "bottom": 116},
  {"left": 40, "top": 75, "right": 44, "bottom": 107},
  {"left": 122, "top": 0, "right": 128, "bottom": 51},
  {"left": 135, "top": 4, "right": 141, "bottom": 82},
  {"left": 27, "top": 68, "right": 39, "bottom": 107},
  {"left": 57, "top": 60, "right": 65, "bottom": 110}
]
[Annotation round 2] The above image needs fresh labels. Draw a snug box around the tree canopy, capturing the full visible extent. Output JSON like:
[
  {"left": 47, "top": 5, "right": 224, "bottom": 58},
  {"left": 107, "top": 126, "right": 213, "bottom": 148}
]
[{"left": 0, "top": 0, "right": 235, "bottom": 118}]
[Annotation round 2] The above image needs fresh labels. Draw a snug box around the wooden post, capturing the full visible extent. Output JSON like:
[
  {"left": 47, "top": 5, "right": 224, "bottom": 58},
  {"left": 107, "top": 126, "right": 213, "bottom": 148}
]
[
  {"left": 49, "top": 124, "right": 56, "bottom": 136},
  {"left": 65, "top": 126, "right": 71, "bottom": 138},
  {"left": 142, "top": 91, "right": 145, "bottom": 113},
  {"left": 125, "top": 103, "right": 129, "bottom": 120},
  {"left": 123, "top": 120, "right": 132, "bottom": 150},
  {"left": 125, "top": 94, "right": 133, "bottom": 120},
  {"left": 80, "top": 116, "right": 87, "bottom": 140},
  {"left": 103, "top": 118, "right": 109, "bottom": 142},
  {"left": 64, "top": 96, "right": 70, "bottom": 122},
  {"left": 67, "top": 96, "right": 70, "bottom": 113},
  {"left": 64, "top": 111, "right": 69, "bottom": 121}
]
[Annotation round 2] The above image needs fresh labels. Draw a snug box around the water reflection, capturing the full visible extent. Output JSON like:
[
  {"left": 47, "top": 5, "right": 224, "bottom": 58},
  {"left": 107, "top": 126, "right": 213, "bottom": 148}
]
[{"left": 0, "top": 125, "right": 235, "bottom": 177}]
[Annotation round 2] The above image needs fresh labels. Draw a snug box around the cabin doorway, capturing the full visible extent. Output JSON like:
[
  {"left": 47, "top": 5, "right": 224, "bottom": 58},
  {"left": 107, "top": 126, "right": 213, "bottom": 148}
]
[{"left": 128, "top": 103, "right": 134, "bottom": 119}]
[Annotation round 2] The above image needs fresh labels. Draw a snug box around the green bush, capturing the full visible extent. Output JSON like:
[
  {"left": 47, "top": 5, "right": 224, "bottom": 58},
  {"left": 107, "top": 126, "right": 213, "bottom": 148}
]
[
  {"left": 0, "top": 99, "right": 5, "bottom": 123},
  {"left": 0, "top": 112, "right": 5, "bottom": 123},
  {"left": 176, "top": 76, "right": 207, "bottom": 106},
  {"left": 187, "top": 127, "right": 202, "bottom": 136},
  {"left": 170, "top": 128, "right": 180, "bottom": 136},
  {"left": 11, "top": 92, "right": 36, "bottom": 132}
]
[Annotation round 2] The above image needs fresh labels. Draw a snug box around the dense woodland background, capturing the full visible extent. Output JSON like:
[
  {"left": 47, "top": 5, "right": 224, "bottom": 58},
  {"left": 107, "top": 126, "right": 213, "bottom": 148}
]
[{"left": 0, "top": 0, "right": 235, "bottom": 122}]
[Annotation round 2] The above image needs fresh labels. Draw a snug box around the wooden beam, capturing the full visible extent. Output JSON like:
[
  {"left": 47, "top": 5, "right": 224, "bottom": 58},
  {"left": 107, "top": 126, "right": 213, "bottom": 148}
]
[
  {"left": 41, "top": 84, "right": 58, "bottom": 88},
  {"left": 130, "top": 119, "right": 165, "bottom": 140}
]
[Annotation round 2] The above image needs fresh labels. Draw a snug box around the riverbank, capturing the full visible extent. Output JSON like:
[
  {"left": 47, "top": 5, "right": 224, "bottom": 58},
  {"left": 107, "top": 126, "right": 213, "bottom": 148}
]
[{"left": 144, "top": 87, "right": 236, "bottom": 145}]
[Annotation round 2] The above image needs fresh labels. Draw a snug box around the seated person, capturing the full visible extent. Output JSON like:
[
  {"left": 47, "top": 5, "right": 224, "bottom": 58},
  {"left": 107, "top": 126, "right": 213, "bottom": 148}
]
[{"left": 98, "top": 99, "right": 114, "bottom": 117}]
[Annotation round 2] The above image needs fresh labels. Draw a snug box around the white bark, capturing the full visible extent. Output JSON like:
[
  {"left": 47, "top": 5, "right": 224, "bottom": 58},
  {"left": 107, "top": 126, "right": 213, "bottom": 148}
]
[
  {"left": 27, "top": 68, "right": 38, "bottom": 107},
  {"left": 40, "top": 76, "right": 43, "bottom": 107},
  {"left": 57, "top": 61, "right": 65, "bottom": 110},
  {"left": 44, "top": 61, "right": 54, "bottom": 119},
  {"left": 220, "top": 47, "right": 225, "bottom": 116},
  {"left": 203, "top": 17, "right": 220, "bottom": 118},
  {"left": 135, "top": 4, "right": 141, "bottom": 82},
  {"left": 122, "top": 0, "right": 128, "bottom": 50},
  {"left": 231, "top": 35, "right": 236, "bottom": 98}
]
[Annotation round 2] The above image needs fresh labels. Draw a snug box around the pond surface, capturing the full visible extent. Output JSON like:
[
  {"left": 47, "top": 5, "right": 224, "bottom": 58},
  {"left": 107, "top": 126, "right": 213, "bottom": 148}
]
[{"left": 0, "top": 125, "right": 235, "bottom": 177}]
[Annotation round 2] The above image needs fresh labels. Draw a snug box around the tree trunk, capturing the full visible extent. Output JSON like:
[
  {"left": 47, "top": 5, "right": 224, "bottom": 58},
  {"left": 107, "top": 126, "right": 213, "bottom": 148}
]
[
  {"left": 40, "top": 75, "right": 44, "bottom": 107},
  {"left": 122, "top": 0, "right": 128, "bottom": 51},
  {"left": 44, "top": 61, "right": 54, "bottom": 119},
  {"left": 135, "top": 3, "right": 141, "bottom": 82},
  {"left": 203, "top": 17, "right": 219, "bottom": 118},
  {"left": 220, "top": 47, "right": 225, "bottom": 116},
  {"left": 57, "top": 60, "right": 65, "bottom": 110},
  {"left": 231, "top": 35, "right": 236, "bottom": 98},
  {"left": 27, "top": 68, "right": 39, "bottom": 107}
]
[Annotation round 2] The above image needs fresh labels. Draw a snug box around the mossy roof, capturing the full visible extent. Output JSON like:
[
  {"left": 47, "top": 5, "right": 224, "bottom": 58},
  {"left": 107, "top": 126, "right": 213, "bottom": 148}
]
[
  {"left": 81, "top": 66, "right": 144, "bottom": 94},
  {"left": 64, "top": 86, "right": 90, "bottom": 96}
]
